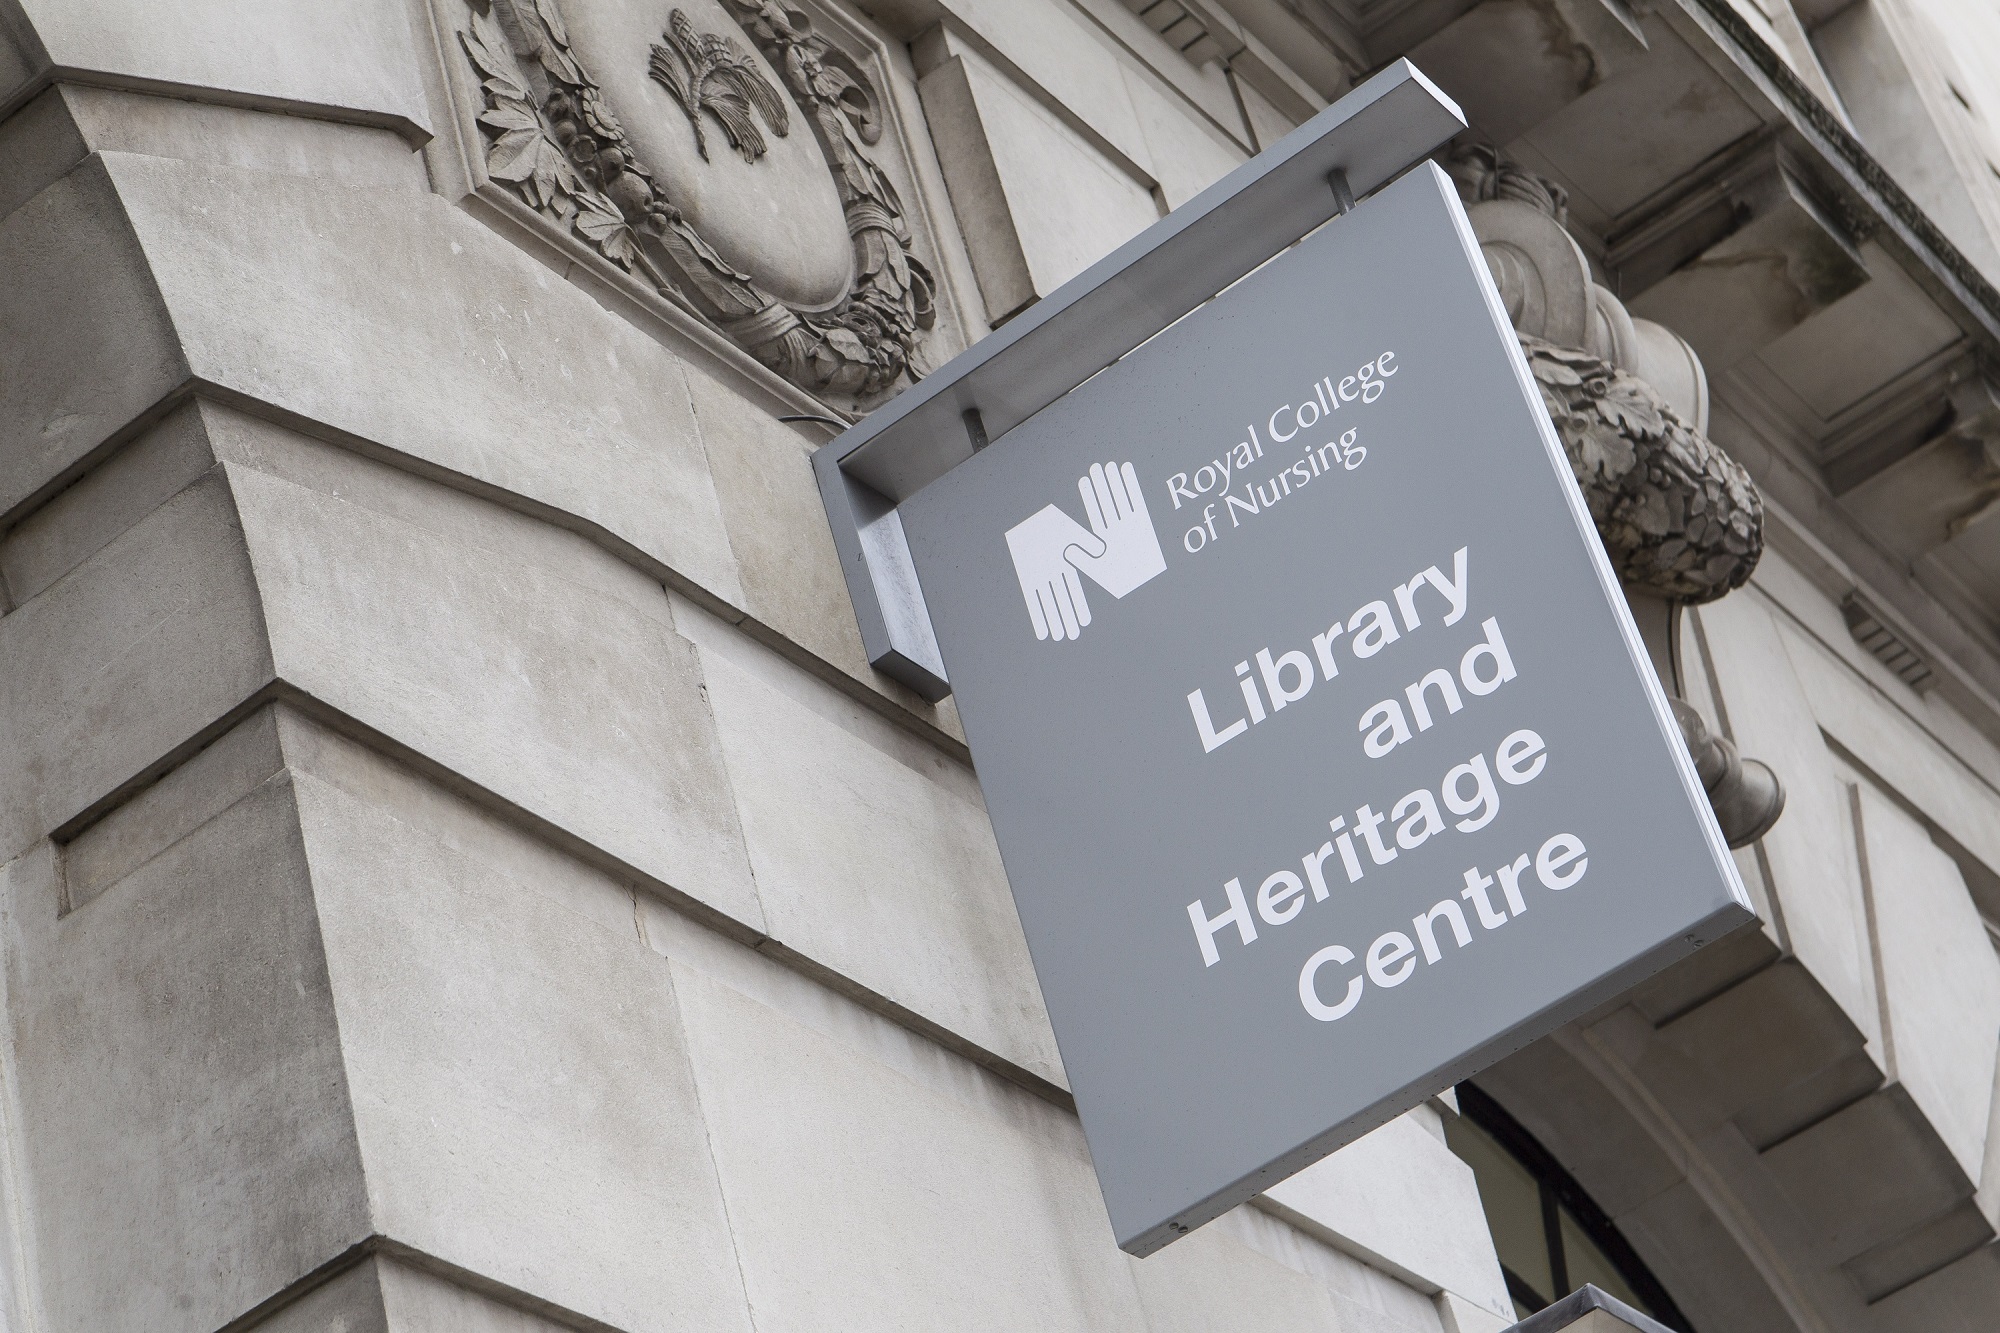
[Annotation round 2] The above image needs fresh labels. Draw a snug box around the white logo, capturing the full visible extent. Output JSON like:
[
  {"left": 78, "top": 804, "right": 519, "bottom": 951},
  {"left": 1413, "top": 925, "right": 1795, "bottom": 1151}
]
[{"left": 1005, "top": 461, "right": 1168, "bottom": 641}]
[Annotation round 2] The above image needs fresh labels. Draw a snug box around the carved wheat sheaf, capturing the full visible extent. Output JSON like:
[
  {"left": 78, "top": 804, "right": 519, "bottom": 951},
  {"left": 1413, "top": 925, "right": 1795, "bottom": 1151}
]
[
  {"left": 458, "top": 0, "right": 935, "bottom": 407},
  {"left": 648, "top": 10, "right": 789, "bottom": 163}
]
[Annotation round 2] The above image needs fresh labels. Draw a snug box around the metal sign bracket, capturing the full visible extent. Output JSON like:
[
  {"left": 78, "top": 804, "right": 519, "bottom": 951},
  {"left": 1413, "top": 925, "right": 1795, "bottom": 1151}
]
[{"left": 814, "top": 60, "right": 1466, "bottom": 701}]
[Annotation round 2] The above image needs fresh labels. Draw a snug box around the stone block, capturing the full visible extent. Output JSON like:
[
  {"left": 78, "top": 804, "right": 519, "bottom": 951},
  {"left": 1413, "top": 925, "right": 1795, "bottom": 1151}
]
[
  {"left": 1613, "top": 1177, "right": 1798, "bottom": 1333},
  {"left": 0, "top": 0, "right": 432, "bottom": 138},
  {"left": 1813, "top": 0, "right": 2000, "bottom": 281},
  {"left": 1512, "top": 34, "right": 1762, "bottom": 226},
  {"left": 672, "top": 597, "right": 1060, "bottom": 1085},
  {"left": 0, "top": 470, "right": 271, "bottom": 863},
  {"left": 679, "top": 364, "right": 871, "bottom": 680},
  {"left": 1261, "top": 1110, "right": 1513, "bottom": 1321},
  {"left": 5, "top": 771, "right": 368, "bottom": 1333},
  {"left": 104, "top": 153, "right": 747, "bottom": 610},
  {"left": 1869, "top": 1237, "right": 2000, "bottom": 1328},
  {"left": 1843, "top": 1198, "right": 1993, "bottom": 1302},
  {"left": 1852, "top": 782, "right": 2000, "bottom": 1183},
  {"left": 1761, "top": 1085, "right": 1984, "bottom": 1284},
  {"left": 288, "top": 746, "right": 755, "bottom": 1333},
  {"left": 1474, "top": 1040, "right": 1686, "bottom": 1220},
  {"left": 1625, "top": 917, "right": 1780, "bottom": 1026},
  {"left": 665, "top": 954, "right": 1146, "bottom": 1331},
  {"left": 929, "top": 0, "right": 1151, "bottom": 176},
  {"left": 1237, "top": 75, "right": 1299, "bottom": 152},
  {"left": 0, "top": 155, "right": 185, "bottom": 522},
  {"left": 1437, "top": 1289, "right": 1513, "bottom": 1333},
  {"left": 1826, "top": 399, "right": 1996, "bottom": 570},
  {"left": 1408, "top": 0, "right": 1648, "bottom": 147},
  {"left": 376, "top": 1256, "right": 583, "bottom": 1331},
  {"left": 1108, "top": 0, "right": 1253, "bottom": 118},
  {"left": 1657, "top": 959, "right": 1881, "bottom": 1149},
  {"left": 60, "top": 84, "right": 425, "bottom": 189},
  {"left": 1116, "top": 58, "right": 1244, "bottom": 209},
  {"left": 917, "top": 49, "right": 1034, "bottom": 323},
  {"left": 0, "top": 398, "right": 214, "bottom": 607},
  {"left": 917, "top": 42, "right": 1159, "bottom": 309},
  {"left": 1228, "top": 1203, "right": 1448, "bottom": 1333},
  {"left": 64, "top": 705, "right": 284, "bottom": 912},
  {"left": 1755, "top": 243, "right": 1963, "bottom": 424},
  {"left": 1692, "top": 591, "right": 1884, "bottom": 1050},
  {"left": 251, "top": 1260, "right": 388, "bottom": 1333},
  {"left": 1124, "top": 1217, "right": 1345, "bottom": 1333},
  {"left": 1777, "top": 599, "right": 2000, "bottom": 886},
  {"left": 0, "top": 84, "right": 86, "bottom": 224},
  {"left": 218, "top": 422, "right": 765, "bottom": 932},
  {"left": 0, "top": 2, "right": 37, "bottom": 94},
  {"left": 1623, "top": 160, "right": 1871, "bottom": 372}
]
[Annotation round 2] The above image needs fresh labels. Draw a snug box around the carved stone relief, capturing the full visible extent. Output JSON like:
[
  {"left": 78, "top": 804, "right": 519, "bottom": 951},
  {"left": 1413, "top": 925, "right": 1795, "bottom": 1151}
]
[{"left": 454, "top": 0, "right": 936, "bottom": 407}]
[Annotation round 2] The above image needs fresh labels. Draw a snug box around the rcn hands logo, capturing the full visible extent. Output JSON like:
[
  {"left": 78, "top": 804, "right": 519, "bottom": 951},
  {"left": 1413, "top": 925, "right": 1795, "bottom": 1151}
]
[{"left": 1005, "top": 461, "right": 1167, "bottom": 641}]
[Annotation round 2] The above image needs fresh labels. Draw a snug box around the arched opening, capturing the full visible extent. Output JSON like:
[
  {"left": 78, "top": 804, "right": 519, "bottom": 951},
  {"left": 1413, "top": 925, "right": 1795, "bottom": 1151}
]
[{"left": 1448, "top": 1081, "right": 1696, "bottom": 1330}]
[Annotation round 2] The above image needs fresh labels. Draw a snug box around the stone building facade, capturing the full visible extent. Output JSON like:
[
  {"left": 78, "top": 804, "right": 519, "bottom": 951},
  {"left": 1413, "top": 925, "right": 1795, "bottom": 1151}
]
[{"left": 2, "top": 0, "right": 1999, "bottom": 1331}]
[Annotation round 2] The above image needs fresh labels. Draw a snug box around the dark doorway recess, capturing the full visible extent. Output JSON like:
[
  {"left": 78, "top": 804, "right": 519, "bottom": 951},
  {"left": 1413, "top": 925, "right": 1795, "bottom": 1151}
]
[{"left": 1449, "top": 1081, "right": 1696, "bottom": 1331}]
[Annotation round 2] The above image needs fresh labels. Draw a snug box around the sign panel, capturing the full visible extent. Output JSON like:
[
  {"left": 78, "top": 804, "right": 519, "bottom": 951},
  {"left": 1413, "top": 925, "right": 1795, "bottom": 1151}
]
[{"left": 897, "top": 163, "right": 1753, "bottom": 1256}]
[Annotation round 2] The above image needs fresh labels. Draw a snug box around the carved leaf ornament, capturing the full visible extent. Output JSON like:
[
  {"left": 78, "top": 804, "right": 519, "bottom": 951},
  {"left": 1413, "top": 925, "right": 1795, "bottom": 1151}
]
[
  {"left": 1448, "top": 146, "right": 1764, "bottom": 604},
  {"left": 1523, "top": 336, "right": 1762, "bottom": 603},
  {"left": 459, "top": 0, "right": 936, "bottom": 405}
]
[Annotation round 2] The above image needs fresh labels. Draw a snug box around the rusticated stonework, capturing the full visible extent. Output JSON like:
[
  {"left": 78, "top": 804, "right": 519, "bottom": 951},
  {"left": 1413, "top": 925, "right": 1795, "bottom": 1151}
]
[{"left": 457, "top": 0, "right": 935, "bottom": 407}]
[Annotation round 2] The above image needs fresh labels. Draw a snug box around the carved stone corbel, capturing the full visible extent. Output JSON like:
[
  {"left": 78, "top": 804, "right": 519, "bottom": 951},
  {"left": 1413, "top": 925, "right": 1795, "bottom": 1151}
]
[{"left": 1452, "top": 146, "right": 1783, "bottom": 845}]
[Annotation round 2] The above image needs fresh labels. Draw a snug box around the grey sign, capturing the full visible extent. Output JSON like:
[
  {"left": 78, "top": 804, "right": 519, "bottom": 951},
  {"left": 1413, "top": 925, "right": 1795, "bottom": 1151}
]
[{"left": 897, "top": 163, "right": 1752, "bottom": 1257}]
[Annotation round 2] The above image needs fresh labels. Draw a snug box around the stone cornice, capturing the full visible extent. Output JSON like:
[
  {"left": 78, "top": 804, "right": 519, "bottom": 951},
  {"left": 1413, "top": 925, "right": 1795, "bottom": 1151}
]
[{"left": 1676, "top": 0, "right": 2000, "bottom": 344}]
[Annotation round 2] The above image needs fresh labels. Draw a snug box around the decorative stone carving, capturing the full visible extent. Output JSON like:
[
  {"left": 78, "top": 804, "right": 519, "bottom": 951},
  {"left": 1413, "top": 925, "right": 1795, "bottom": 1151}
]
[
  {"left": 1452, "top": 145, "right": 1760, "bottom": 603},
  {"left": 1522, "top": 337, "right": 1762, "bottom": 603},
  {"left": 1453, "top": 145, "right": 1782, "bottom": 843},
  {"left": 648, "top": 11, "right": 790, "bottom": 164},
  {"left": 1672, "top": 698, "right": 1786, "bottom": 848},
  {"left": 456, "top": 0, "right": 935, "bottom": 405}
]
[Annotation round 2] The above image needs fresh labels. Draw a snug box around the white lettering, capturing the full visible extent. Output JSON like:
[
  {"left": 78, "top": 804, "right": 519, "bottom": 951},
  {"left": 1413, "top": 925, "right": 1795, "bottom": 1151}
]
[
  {"left": 1257, "top": 870, "right": 1307, "bottom": 925},
  {"left": 1300, "top": 945, "right": 1363, "bottom": 1020},
  {"left": 1360, "top": 700, "right": 1412, "bottom": 758},
  {"left": 1187, "top": 688, "right": 1248, "bottom": 753},
  {"left": 1537, "top": 834, "right": 1588, "bottom": 889},
  {"left": 1496, "top": 853, "right": 1531, "bottom": 914},
  {"left": 1367, "top": 931, "right": 1417, "bottom": 987},
  {"left": 1188, "top": 877, "right": 1257, "bottom": 966},
  {"left": 1443, "top": 755, "right": 1499, "bottom": 831},
  {"left": 1460, "top": 617, "right": 1517, "bottom": 696},
  {"left": 1405, "top": 668, "right": 1464, "bottom": 731},
  {"left": 1423, "top": 547, "right": 1470, "bottom": 625},
  {"left": 1496, "top": 729, "right": 1546, "bottom": 784},
  {"left": 1413, "top": 899, "right": 1472, "bottom": 963},
  {"left": 1257, "top": 647, "right": 1315, "bottom": 711}
]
